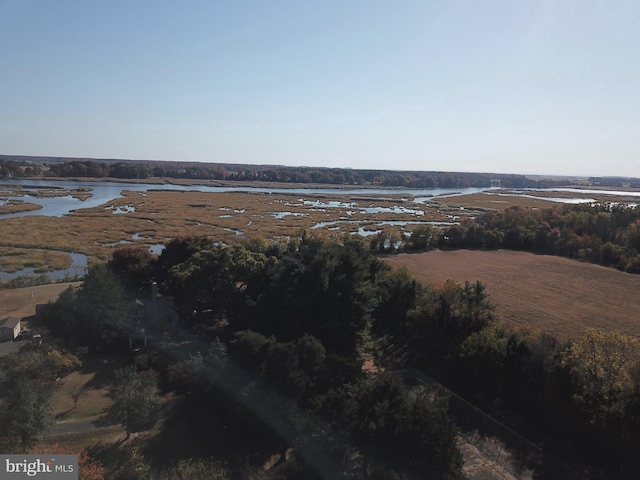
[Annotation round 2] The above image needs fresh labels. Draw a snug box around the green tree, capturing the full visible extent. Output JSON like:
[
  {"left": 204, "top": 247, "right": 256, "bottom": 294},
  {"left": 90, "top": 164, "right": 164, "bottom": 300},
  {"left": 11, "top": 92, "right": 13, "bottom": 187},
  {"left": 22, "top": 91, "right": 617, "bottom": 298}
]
[
  {"left": 369, "top": 227, "right": 403, "bottom": 252},
  {"left": 408, "top": 280, "right": 494, "bottom": 362},
  {"left": 168, "top": 244, "right": 271, "bottom": 317},
  {"left": 252, "top": 237, "right": 382, "bottom": 358},
  {"left": 42, "top": 285, "right": 78, "bottom": 344},
  {"left": 110, "top": 446, "right": 150, "bottom": 480},
  {"left": 372, "top": 266, "right": 421, "bottom": 337},
  {"left": 107, "top": 366, "right": 163, "bottom": 439},
  {"left": 462, "top": 280, "right": 494, "bottom": 328},
  {"left": 154, "top": 235, "right": 216, "bottom": 284},
  {"left": 0, "top": 347, "right": 80, "bottom": 452},
  {"left": 0, "top": 378, "right": 53, "bottom": 452},
  {"left": 76, "top": 264, "right": 129, "bottom": 350},
  {"left": 167, "top": 340, "right": 228, "bottom": 395},
  {"left": 459, "top": 326, "right": 509, "bottom": 399},
  {"left": 394, "top": 393, "right": 464, "bottom": 479},
  {"left": 338, "top": 373, "right": 462, "bottom": 479},
  {"left": 406, "top": 224, "right": 438, "bottom": 251}
]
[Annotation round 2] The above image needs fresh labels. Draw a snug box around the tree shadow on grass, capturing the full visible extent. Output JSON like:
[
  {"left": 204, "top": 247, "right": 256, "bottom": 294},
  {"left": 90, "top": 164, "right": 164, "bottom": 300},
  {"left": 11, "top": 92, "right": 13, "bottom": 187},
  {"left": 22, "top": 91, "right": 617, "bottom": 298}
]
[
  {"left": 80, "top": 352, "right": 131, "bottom": 390},
  {"left": 86, "top": 437, "right": 134, "bottom": 478},
  {"left": 55, "top": 408, "right": 74, "bottom": 420},
  {"left": 142, "top": 392, "right": 285, "bottom": 472}
]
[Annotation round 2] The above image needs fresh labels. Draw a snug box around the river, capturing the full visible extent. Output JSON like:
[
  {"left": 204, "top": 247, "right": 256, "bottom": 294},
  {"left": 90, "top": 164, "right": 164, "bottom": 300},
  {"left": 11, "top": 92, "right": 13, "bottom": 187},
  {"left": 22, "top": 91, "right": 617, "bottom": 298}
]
[
  {"left": 0, "top": 179, "right": 499, "bottom": 219},
  {"left": 4, "top": 180, "right": 638, "bottom": 221}
]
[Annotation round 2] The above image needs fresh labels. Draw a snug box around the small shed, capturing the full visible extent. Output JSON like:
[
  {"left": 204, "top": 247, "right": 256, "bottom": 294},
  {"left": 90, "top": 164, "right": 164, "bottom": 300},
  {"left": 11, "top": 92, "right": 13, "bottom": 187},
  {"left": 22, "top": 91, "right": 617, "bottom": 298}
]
[{"left": 0, "top": 317, "right": 21, "bottom": 342}]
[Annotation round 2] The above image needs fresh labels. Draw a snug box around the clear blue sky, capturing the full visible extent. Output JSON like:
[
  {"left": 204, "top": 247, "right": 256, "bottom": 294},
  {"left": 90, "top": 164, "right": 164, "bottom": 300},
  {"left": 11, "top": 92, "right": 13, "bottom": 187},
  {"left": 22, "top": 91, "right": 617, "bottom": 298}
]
[{"left": 1, "top": 1, "right": 639, "bottom": 177}]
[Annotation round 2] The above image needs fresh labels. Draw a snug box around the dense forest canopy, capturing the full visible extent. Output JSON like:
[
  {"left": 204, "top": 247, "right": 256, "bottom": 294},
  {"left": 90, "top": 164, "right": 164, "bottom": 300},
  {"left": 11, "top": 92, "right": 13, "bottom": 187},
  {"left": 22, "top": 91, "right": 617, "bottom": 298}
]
[
  {"left": 35, "top": 236, "right": 469, "bottom": 479},
  {"left": 22, "top": 233, "right": 640, "bottom": 477}
]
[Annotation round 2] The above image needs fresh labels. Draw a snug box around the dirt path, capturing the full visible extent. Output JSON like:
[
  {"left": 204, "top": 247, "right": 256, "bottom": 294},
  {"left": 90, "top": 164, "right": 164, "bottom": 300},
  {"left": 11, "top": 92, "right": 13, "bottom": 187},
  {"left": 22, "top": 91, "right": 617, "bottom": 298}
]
[{"left": 385, "top": 250, "right": 640, "bottom": 341}]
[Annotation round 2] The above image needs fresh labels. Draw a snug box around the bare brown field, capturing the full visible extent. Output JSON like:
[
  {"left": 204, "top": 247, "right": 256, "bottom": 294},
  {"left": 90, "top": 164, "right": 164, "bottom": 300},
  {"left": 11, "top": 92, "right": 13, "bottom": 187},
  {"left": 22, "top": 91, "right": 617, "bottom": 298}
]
[
  {"left": 450, "top": 192, "right": 559, "bottom": 210},
  {"left": 384, "top": 250, "right": 640, "bottom": 341},
  {"left": 0, "top": 282, "right": 79, "bottom": 320}
]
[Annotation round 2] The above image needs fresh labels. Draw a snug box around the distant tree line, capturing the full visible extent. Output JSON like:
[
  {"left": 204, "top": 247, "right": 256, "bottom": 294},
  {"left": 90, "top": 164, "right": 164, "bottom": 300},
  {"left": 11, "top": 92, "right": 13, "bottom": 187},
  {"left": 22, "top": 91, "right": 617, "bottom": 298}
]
[
  {"left": 10, "top": 156, "right": 569, "bottom": 188},
  {"left": 375, "top": 202, "right": 640, "bottom": 273},
  {"left": 0, "top": 158, "right": 42, "bottom": 177},
  {"left": 590, "top": 176, "right": 640, "bottom": 188},
  {"left": 43, "top": 158, "right": 503, "bottom": 187},
  {"left": 4, "top": 155, "right": 640, "bottom": 188}
]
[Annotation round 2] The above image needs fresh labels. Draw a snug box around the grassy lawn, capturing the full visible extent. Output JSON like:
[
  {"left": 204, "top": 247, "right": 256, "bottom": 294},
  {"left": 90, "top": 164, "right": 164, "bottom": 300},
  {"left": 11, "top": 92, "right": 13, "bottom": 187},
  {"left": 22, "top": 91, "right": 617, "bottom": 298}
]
[
  {"left": 0, "top": 282, "right": 80, "bottom": 321},
  {"left": 38, "top": 353, "right": 130, "bottom": 452},
  {"left": 53, "top": 369, "right": 113, "bottom": 422},
  {"left": 39, "top": 426, "right": 125, "bottom": 453}
]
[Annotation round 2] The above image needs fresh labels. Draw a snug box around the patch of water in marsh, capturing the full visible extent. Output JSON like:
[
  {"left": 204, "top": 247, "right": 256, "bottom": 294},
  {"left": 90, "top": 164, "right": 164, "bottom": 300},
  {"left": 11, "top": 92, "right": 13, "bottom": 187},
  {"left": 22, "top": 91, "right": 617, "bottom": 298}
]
[
  {"left": 108, "top": 205, "right": 136, "bottom": 214},
  {"left": 0, "top": 251, "right": 88, "bottom": 281},
  {"left": 149, "top": 244, "right": 165, "bottom": 254},
  {"left": 271, "top": 212, "right": 306, "bottom": 219},
  {"left": 311, "top": 220, "right": 457, "bottom": 230}
]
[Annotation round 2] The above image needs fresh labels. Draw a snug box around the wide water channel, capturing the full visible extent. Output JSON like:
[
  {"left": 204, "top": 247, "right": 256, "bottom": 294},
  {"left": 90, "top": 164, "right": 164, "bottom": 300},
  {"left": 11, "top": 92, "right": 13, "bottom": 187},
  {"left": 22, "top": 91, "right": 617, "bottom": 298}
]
[{"left": 0, "top": 179, "right": 499, "bottom": 218}]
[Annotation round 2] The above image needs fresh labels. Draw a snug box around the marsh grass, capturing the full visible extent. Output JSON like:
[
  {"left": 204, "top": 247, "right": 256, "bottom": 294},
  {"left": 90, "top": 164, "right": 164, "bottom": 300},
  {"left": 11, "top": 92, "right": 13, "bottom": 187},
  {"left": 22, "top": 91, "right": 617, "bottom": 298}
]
[
  {"left": 0, "top": 199, "right": 42, "bottom": 214},
  {"left": 0, "top": 185, "right": 92, "bottom": 200},
  {"left": 1, "top": 189, "right": 485, "bottom": 269},
  {"left": 0, "top": 247, "right": 72, "bottom": 273}
]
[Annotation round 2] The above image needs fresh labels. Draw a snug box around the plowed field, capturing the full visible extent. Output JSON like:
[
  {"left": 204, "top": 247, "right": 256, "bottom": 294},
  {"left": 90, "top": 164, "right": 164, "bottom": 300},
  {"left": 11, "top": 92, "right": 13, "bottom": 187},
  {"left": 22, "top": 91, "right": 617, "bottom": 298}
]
[{"left": 385, "top": 250, "right": 640, "bottom": 341}]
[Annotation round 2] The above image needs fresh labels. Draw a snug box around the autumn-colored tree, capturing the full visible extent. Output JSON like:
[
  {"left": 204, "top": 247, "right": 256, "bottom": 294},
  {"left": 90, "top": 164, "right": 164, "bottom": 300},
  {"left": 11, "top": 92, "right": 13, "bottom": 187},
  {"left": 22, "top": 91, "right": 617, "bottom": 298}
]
[
  {"left": 37, "top": 444, "right": 104, "bottom": 480},
  {"left": 109, "top": 245, "right": 155, "bottom": 288},
  {"left": 156, "top": 458, "right": 229, "bottom": 480},
  {"left": 563, "top": 328, "right": 640, "bottom": 422}
]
